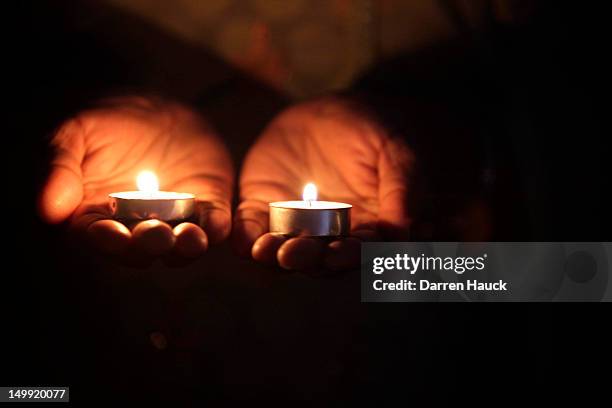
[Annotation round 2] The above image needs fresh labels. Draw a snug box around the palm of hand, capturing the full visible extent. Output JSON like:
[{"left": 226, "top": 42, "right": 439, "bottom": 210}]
[
  {"left": 40, "top": 97, "right": 233, "bottom": 261},
  {"left": 234, "top": 99, "right": 414, "bottom": 271}
]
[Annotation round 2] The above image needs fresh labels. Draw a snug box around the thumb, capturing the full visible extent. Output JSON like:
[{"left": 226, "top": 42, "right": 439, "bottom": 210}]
[
  {"left": 232, "top": 199, "right": 269, "bottom": 258},
  {"left": 378, "top": 136, "right": 415, "bottom": 239},
  {"left": 38, "top": 119, "right": 85, "bottom": 224}
]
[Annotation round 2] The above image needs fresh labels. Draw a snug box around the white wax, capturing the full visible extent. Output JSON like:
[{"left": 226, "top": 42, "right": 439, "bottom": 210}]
[
  {"left": 269, "top": 200, "right": 352, "bottom": 210},
  {"left": 109, "top": 191, "right": 194, "bottom": 200}
]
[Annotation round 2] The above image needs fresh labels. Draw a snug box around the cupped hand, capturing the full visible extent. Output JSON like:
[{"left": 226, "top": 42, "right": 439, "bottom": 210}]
[
  {"left": 232, "top": 97, "right": 414, "bottom": 272},
  {"left": 39, "top": 96, "right": 233, "bottom": 265}
]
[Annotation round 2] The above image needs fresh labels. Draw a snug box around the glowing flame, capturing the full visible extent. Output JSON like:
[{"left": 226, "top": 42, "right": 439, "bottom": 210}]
[
  {"left": 137, "top": 170, "right": 159, "bottom": 193},
  {"left": 303, "top": 182, "right": 317, "bottom": 202}
]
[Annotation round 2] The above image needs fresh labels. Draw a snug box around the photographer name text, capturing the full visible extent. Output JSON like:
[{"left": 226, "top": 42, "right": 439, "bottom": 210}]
[{"left": 371, "top": 253, "right": 508, "bottom": 292}]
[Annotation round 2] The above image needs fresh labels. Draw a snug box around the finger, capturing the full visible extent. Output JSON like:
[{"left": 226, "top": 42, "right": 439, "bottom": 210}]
[
  {"left": 378, "top": 137, "right": 414, "bottom": 239},
  {"left": 324, "top": 237, "right": 361, "bottom": 271},
  {"left": 85, "top": 216, "right": 153, "bottom": 267},
  {"left": 38, "top": 120, "right": 86, "bottom": 224},
  {"left": 252, "top": 233, "right": 288, "bottom": 265},
  {"left": 131, "top": 219, "right": 176, "bottom": 256},
  {"left": 277, "top": 237, "right": 325, "bottom": 271},
  {"left": 194, "top": 201, "right": 232, "bottom": 244},
  {"left": 232, "top": 199, "right": 269, "bottom": 258},
  {"left": 39, "top": 166, "right": 83, "bottom": 224},
  {"left": 173, "top": 222, "right": 208, "bottom": 258},
  {"left": 87, "top": 219, "right": 132, "bottom": 254},
  {"left": 167, "top": 121, "right": 234, "bottom": 244},
  {"left": 170, "top": 176, "right": 232, "bottom": 244},
  {"left": 162, "top": 223, "right": 208, "bottom": 267},
  {"left": 70, "top": 202, "right": 113, "bottom": 233}
]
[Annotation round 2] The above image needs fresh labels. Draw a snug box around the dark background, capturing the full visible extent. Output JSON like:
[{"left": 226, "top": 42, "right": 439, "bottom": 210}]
[{"left": 4, "top": 0, "right": 610, "bottom": 405}]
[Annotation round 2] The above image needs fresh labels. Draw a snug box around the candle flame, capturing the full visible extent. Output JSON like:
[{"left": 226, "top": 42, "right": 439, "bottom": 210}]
[
  {"left": 137, "top": 170, "right": 159, "bottom": 193},
  {"left": 303, "top": 182, "right": 317, "bottom": 202}
]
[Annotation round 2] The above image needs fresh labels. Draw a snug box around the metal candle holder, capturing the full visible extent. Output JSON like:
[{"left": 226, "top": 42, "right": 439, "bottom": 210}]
[
  {"left": 269, "top": 201, "right": 351, "bottom": 237},
  {"left": 109, "top": 191, "right": 195, "bottom": 222}
]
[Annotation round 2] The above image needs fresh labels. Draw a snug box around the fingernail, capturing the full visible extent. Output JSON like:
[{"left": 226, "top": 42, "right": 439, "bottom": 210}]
[
  {"left": 87, "top": 220, "right": 131, "bottom": 255},
  {"left": 173, "top": 223, "right": 208, "bottom": 258},
  {"left": 278, "top": 238, "right": 324, "bottom": 271},
  {"left": 252, "top": 233, "right": 286, "bottom": 264},
  {"left": 132, "top": 220, "right": 175, "bottom": 256}
]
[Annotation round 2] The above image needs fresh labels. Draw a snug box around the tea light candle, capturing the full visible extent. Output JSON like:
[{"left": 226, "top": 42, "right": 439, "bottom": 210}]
[
  {"left": 109, "top": 171, "right": 195, "bottom": 222},
  {"left": 269, "top": 183, "right": 351, "bottom": 237}
]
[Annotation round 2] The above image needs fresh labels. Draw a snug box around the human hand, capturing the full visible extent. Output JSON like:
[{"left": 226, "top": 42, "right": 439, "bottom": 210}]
[
  {"left": 38, "top": 96, "right": 233, "bottom": 265},
  {"left": 232, "top": 97, "right": 414, "bottom": 272}
]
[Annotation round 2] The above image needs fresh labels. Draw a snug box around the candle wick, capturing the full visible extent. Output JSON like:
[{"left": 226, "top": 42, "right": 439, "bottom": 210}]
[{"left": 307, "top": 200, "right": 312, "bottom": 208}]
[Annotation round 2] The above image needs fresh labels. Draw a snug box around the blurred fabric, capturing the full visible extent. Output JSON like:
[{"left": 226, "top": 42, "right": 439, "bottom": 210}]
[{"left": 103, "top": 0, "right": 533, "bottom": 97}]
